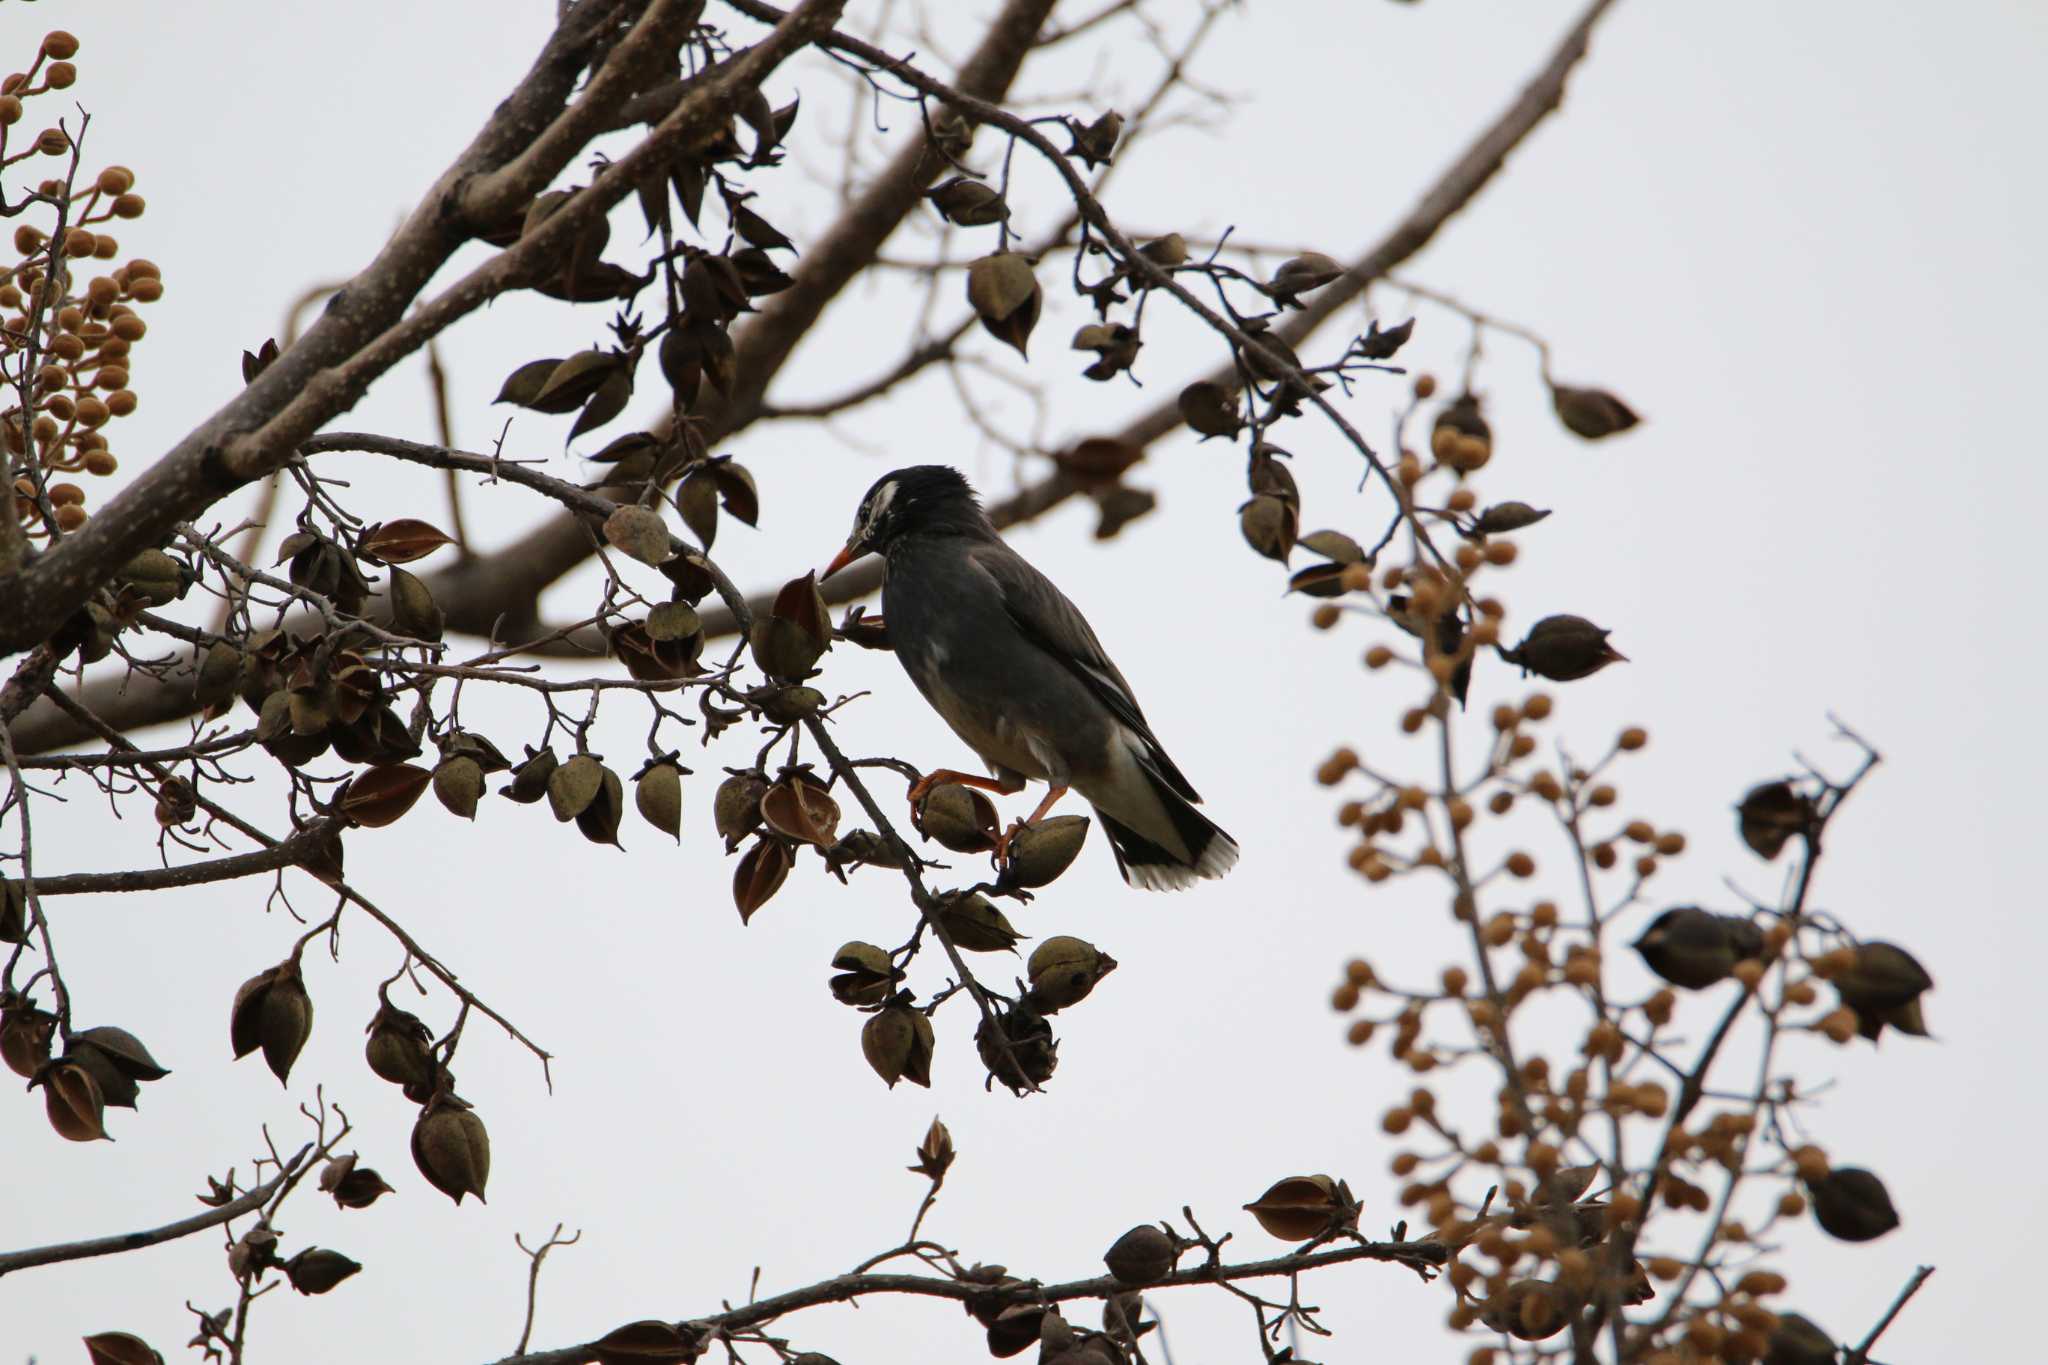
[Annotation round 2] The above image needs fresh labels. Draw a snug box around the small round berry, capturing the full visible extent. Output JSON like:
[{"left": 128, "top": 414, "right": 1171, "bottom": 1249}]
[
  {"left": 0, "top": 95, "right": 22, "bottom": 126},
  {"left": 61, "top": 228, "right": 94, "bottom": 257},
  {"left": 1530, "top": 900, "right": 1559, "bottom": 929},
  {"left": 1618, "top": 726, "right": 1648, "bottom": 751},
  {"left": 1365, "top": 644, "right": 1394, "bottom": 670},
  {"left": 92, "top": 234, "right": 118, "bottom": 259},
  {"left": 104, "top": 390, "right": 136, "bottom": 417},
  {"left": 42, "top": 31, "right": 81, "bottom": 60},
  {"left": 1346, "top": 1018, "right": 1376, "bottom": 1046},
  {"left": 110, "top": 313, "right": 146, "bottom": 342},
  {"left": 96, "top": 166, "right": 134, "bottom": 195},
  {"left": 1505, "top": 851, "right": 1536, "bottom": 878},
  {"left": 74, "top": 394, "right": 108, "bottom": 425},
  {"left": 1413, "top": 373, "right": 1437, "bottom": 400},
  {"left": 127, "top": 276, "right": 163, "bottom": 302},
  {"left": 124, "top": 258, "right": 160, "bottom": 281},
  {"left": 1482, "top": 539, "right": 1517, "bottom": 566},
  {"left": 1654, "top": 831, "right": 1686, "bottom": 856},
  {"left": 44, "top": 61, "right": 76, "bottom": 90},
  {"left": 112, "top": 193, "right": 145, "bottom": 219},
  {"left": 54, "top": 502, "right": 87, "bottom": 531},
  {"left": 1311, "top": 603, "right": 1340, "bottom": 630},
  {"left": 1522, "top": 692, "right": 1553, "bottom": 720},
  {"left": 36, "top": 127, "right": 70, "bottom": 156},
  {"left": 48, "top": 331, "right": 83, "bottom": 361},
  {"left": 82, "top": 449, "right": 116, "bottom": 476}
]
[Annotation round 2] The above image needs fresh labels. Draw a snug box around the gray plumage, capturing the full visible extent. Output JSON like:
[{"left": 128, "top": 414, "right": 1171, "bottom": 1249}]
[{"left": 828, "top": 466, "right": 1238, "bottom": 891}]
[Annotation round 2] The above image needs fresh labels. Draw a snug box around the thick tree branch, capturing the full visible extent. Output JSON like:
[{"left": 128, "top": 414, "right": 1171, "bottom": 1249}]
[
  {"left": 0, "top": 0, "right": 641, "bottom": 656},
  {"left": 5, "top": 0, "right": 1617, "bottom": 752},
  {"left": 29, "top": 818, "right": 338, "bottom": 897}
]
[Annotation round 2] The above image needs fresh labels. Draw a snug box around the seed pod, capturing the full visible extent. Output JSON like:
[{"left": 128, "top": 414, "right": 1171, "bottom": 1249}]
[
  {"left": 926, "top": 176, "right": 1009, "bottom": 226},
  {"left": 1765, "top": 1313, "right": 1839, "bottom": 1365},
  {"left": 1269, "top": 251, "right": 1344, "bottom": 306},
  {"left": 976, "top": 1003, "right": 1056, "bottom": 1091},
  {"left": 1064, "top": 109, "right": 1123, "bottom": 167},
  {"left": 749, "top": 615, "right": 825, "bottom": 680},
  {"left": 65, "top": 1043, "right": 141, "bottom": 1110},
  {"left": 933, "top": 893, "right": 1022, "bottom": 953},
  {"left": 546, "top": 753, "right": 606, "bottom": 822},
  {"left": 502, "top": 746, "right": 559, "bottom": 804},
  {"left": 1736, "top": 780, "right": 1813, "bottom": 860},
  {"left": 1178, "top": 381, "right": 1244, "bottom": 439},
  {"left": 591, "top": 1321, "right": 706, "bottom": 1365},
  {"left": 1832, "top": 941, "right": 1933, "bottom": 1041},
  {"left": 1550, "top": 383, "right": 1641, "bottom": 440},
  {"left": 1806, "top": 1167, "right": 1898, "bottom": 1242},
  {"left": 82, "top": 1332, "right": 164, "bottom": 1365},
  {"left": 601, "top": 505, "right": 673, "bottom": 566},
  {"left": 1, "top": 878, "right": 26, "bottom": 945},
  {"left": 116, "top": 548, "right": 188, "bottom": 606},
  {"left": 714, "top": 771, "right": 770, "bottom": 849},
  {"left": 1239, "top": 494, "right": 1297, "bottom": 562},
  {"left": 1501, "top": 614, "right": 1627, "bottom": 682},
  {"left": 733, "top": 835, "right": 792, "bottom": 922},
  {"left": 1633, "top": 907, "right": 1759, "bottom": 990},
  {"left": 861, "top": 1001, "right": 935, "bottom": 1089},
  {"left": 966, "top": 252, "right": 1041, "bottom": 358},
  {"left": 752, "top": 683, "right": 823, "bottom": 724},
  {"left": 195, "top": 641, "right": 243, "bottom": 712},
  {"left": 985, "top": 1304, "right": 1052, "bottom": 1358},
  {"left": 70, "top": 1024, "right": 169, "bottom": 1084},
  {"left": 36, "top": 1058, "right": 109, "bottom": 1140},
  {"left": 0, "top": 998, "right": 56, "bottom": 1077},
  {"left": 760, "top": 771, "right": 841, "bottom": 847},
  {"left": 915, "top": 782, "right": 999, "bottom": 853},
  {"left": 1243, "top": 1175, "right": 1348, "bottom": 1241},
  {"left": 230, "top": 960, "right": 313, "bottom": 1085},
  {"left": 284, "top": 1247, "right": 362, "bottom": 1295},
  {"left": 635, "top": 762, "right": 684, "bottom": 842},
  {"left": 1026, "top": 936, "right": 1118, "bottom": 1013},
  {"left": 341, "top": 762, "right": 433, "bottom": 828},
  {"left": 438, "top": 729, "right": 512, "bottom": 773},
  {"left": 412, "top": 1093, "right": 490, "bottom": 1205},
  {"left": 364, "top": 1002, "right": 435, "bottom": 1091},
  {"left": 386, "top": 567, "right": 444, "bottom": 641},
  {"left": 1473, "top": 501, "right": 1553, "bottom": 535},
  {"left": 1483, "top": 1279, "right": 1572, "bottom": 1341},
  {"left": 574, "top": 766, "right": 625, "bottom": 847},
  {"left": 1002, "top": 814, "right": 1089, "bottom": 888},
  {"left": 828, "top": 941, "right": 900, "bottom": 1007},
  {"left": 432, "top": 756, "right": 485, "bottom": 819},
  {"left": 1104, "top": 1225, "right": 1178, "bottom": 1285},
  {"left": 227, "top": 1225, "right": 280, "bottom": 1281},
  {"left": 321, "top": 1153, "right": 397, "bottom": 1210}
]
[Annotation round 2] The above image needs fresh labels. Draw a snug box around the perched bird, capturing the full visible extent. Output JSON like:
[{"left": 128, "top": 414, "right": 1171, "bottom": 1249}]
[{"left": 823, "top": 466, "right": 1239, "bottom": 891}]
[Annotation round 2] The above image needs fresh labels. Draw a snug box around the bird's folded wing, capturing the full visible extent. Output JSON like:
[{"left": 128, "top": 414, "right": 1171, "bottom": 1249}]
[{"left": 969, "top": 540, "right": 1202, "bottom": 803}]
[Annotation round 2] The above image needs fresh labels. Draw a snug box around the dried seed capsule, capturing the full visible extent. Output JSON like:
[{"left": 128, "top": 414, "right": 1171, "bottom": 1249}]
[
  {"left": 412, "top": 1092, "right": 490, "bottom": 1204},
  {"left": 1104, "top": 1224, "right": 1178, "bottom": 1285}
]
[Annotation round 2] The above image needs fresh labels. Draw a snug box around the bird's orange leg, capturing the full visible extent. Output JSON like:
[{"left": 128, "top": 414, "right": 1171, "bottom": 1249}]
[
  {"left": 995, "top": 784, "right": 1071, "bottom": 863},
  {"left": 906, "top": 768, "right": 1025, "bottom": 808}
]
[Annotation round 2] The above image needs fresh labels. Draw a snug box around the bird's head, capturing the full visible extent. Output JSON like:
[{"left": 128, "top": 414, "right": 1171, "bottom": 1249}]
[{"left": 823, "top": 465, "right": 981, "bottom": 579}]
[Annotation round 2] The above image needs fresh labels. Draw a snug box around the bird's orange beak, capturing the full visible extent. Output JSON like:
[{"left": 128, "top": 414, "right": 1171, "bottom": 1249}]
[{"left": 822, "top": 542, "right": 862, "bottom": 581}]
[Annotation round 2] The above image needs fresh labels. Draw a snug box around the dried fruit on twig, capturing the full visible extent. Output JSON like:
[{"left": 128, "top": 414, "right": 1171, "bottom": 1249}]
[
  {"left": 732, "top": 835, "right": 792, "bottom": 922},
  {"left": 1002, "top": 814, "right": 1090, "bottom": 888},
  {"left": 1243, "top": 1174, "right": 1351, "bottom": 1241},
  {"left": 914, "top": 782, "right": 999, "bottom": 853},
  {"left": 861, "top": 1000, "right": 935, "bottom": 1089},
  {"left": 976, "top": 1003, "right": 1057, "bottom": 1091},
  {"left": 284, "top": 1248, "right": 362, "bottom": 1295},
  {"left": 1500, "top": 614, "right": 1627, "bottom": 681},
  {"left": 365, "top": 1002, "right": 436, "bottom": 1093},
  {"left": 1831, "top": 941, "right": 1933, "bottom": 1041},
  {"left": 412, "top": 1092, "right": 490, "bottom": 1204},
  {"left": 1633, "top": 907, "right": 1763, "bottom": 990},
  {"left": 1268, "top": 252, "right": 1344, "bottom": 306},
  {"left": 1104, "top": 1225, "right": 1178, "bottom": 1285},
  {"left": 1806, "top": 1166, "right": 1899, "bottom": 1242},
  {"left": 966, "top": 252, "right": 1042, "bottom": 358},
  {"left": 1736, "top": 780, "right": 1813, "bottom": 861},
  {"left": 230, "top": 959, "right": 313, "bottom": 1084},
  {"left": 1551, "top": 382, "right": 1641, "bottom": 439},
  {"left": 828, "top": 942, "right": 900, "bottom": 1007},
  {"left": 1025, "top": 936, "right": 1117, "bottom": 1013},
  {"left": 83, "top": 1333, "right": 163, "bottom": 1365},
  {"left": 1178, "top": 380, "right": 1244, "bottom": 439}
]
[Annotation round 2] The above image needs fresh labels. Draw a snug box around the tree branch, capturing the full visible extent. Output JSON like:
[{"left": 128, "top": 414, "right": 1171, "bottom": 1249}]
[
  {"left": 4, "top": 0, "right": 1619, "bottom": 752},
  {"left": 0, "top": 1144, "right": 310, "bottom": 1279},
  {"left": 489, "top": 1235, "right": 1445, "bottom": 1364}
]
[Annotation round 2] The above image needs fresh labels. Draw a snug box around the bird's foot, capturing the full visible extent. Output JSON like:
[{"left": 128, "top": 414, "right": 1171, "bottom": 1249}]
[
  {"left": 991, "top": 784, "right": 1071, "bottom": 867},
  {"left": 906, "top": 768, "right": 1018, "bottom": 809}
]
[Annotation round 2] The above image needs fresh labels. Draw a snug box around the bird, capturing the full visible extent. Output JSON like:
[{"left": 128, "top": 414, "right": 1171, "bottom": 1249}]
[{"left": 822, "top": 465, "right": 1239, "bottom": 891}]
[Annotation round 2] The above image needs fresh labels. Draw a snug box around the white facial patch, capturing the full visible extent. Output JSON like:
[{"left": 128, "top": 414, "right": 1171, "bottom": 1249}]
[{"left": 858, "top": 478, "right": 899, "bottom": 543}]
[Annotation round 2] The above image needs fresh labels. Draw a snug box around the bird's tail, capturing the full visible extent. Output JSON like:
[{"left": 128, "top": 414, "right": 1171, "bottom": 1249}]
[{"left": 1091, "top": 764, "right": 1240, "bottom": 892}]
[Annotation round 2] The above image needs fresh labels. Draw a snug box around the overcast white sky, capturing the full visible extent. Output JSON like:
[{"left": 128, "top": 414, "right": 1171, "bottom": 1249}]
[{"left": 7, "top": 2, "right": 2046, "bottom": 1362}]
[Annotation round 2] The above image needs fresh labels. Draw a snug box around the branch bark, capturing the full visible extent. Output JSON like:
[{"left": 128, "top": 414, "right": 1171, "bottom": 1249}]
[
  {"left": 4, "top": 0, "right": 1618, "bottom": 754},
  {"left": 488, "top": 1235, "right": 1446, "bottom": 1364},
  {"left": 0, "top": 1145, "right": 308, "bottom": 1279}
]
